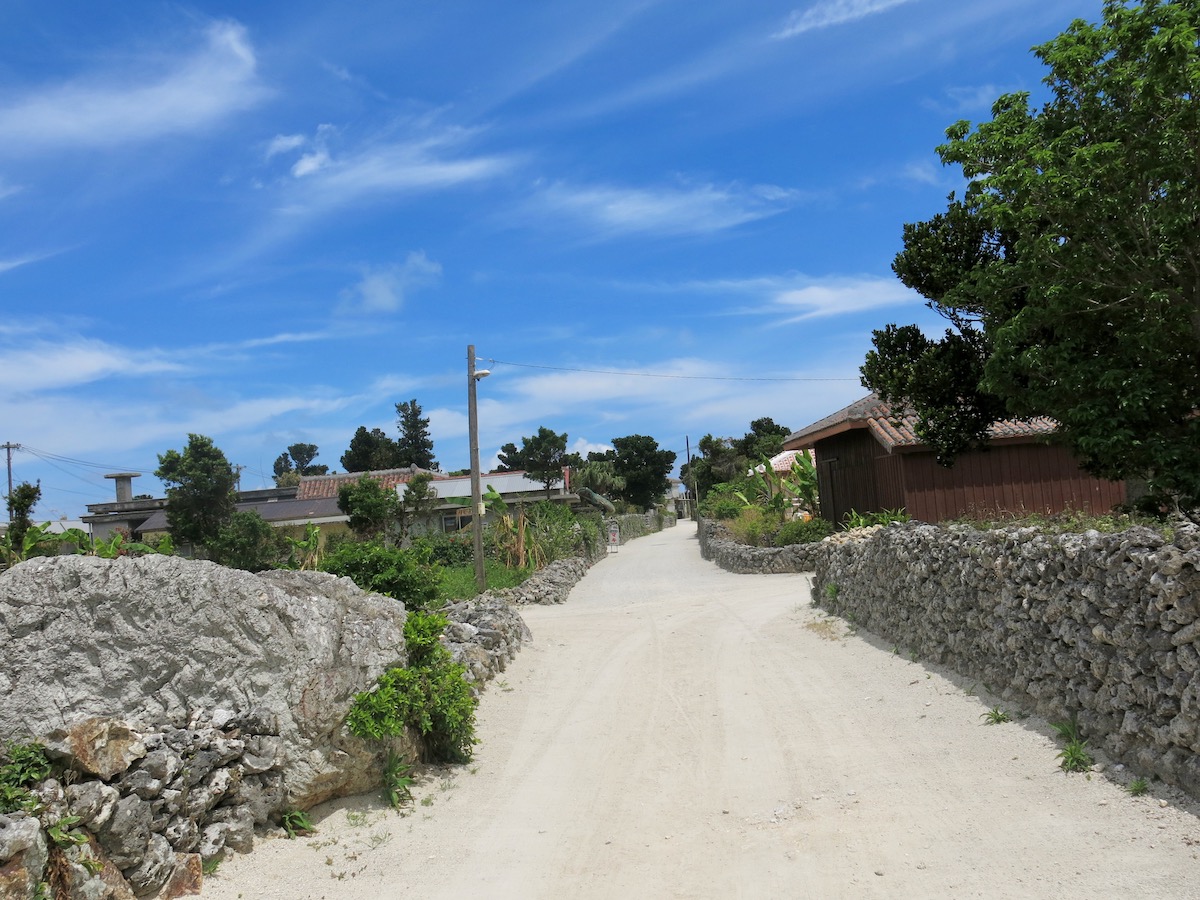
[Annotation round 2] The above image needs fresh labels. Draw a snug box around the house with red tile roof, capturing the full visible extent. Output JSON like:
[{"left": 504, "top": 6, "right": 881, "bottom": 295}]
[{"left": 783, "top": 394, "right": 1126, "bottom": 524}]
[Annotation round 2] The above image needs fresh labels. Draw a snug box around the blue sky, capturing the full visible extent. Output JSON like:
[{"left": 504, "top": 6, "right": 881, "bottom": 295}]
[{"left": 2, "top": 0, "right": 1101, "bottom": 520}]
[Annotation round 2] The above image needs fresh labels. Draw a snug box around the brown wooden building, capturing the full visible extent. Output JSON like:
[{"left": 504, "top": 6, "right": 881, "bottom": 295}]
[{"left": 783, "top": 394, "right": 1126, "bottom": 524}]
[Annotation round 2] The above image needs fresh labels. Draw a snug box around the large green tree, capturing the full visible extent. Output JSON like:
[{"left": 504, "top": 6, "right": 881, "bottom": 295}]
[
  {"left": 4, "top": 480, "right": 41, "bottom": 558},
  {"left": 863, "top": 0, "right": 1200, "bottom": 510},
  {"left": 337, "top": 474, "right": 402, "bottom": 540},
  {"left": 341, "top": 426, "right": 402, "bottom": 473},
  {"left": 156, "top": 434, "right": 237, "bottom": 549},
  {"left": 499, "top": 427, "right": 580, "bottom": 497},
  {"left": 395, "top": 399, "right": 438, "bottom": 470},
  {"left": 273, "top": 442, "right": 329, "bottom": 486},
  {"left": 602, "top": 434, "right": 677, "bottom": 511}
]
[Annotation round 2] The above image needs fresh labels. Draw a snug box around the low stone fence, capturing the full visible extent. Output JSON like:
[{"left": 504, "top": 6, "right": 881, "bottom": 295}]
[
  {"left": 814, "top": 522, "right": 1200, "bottom": 796},
  {"left": 696, "top": 518, "right": 822, "bottom": 573}
]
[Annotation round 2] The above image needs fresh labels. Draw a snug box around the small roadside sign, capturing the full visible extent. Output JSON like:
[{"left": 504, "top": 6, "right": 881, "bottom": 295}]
[{"left": 607, "top": 522, "right": 620, "bottom": 553}]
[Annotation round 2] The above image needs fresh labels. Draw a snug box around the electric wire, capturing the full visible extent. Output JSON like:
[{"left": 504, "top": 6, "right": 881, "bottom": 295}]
[{"left": 484, "top": 358, "right": 858, "bottom": 382}]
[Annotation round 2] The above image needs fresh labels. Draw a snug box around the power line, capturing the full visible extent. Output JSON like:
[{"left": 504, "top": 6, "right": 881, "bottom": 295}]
[{"left": 484, "top": 358, "right": 858, "bottom": 382}]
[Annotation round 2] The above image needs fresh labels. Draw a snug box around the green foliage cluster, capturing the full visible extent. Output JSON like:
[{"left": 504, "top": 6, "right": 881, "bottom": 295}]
[
  {"left": 698, "top": 483, "right": 746, "bottom": 520},
  {"left": 437, "top": 558, "right": 530, "bottom": 601},
  {"left": 414, "top": 532, "right": 474, "bottom": 567},
  {"left": 774, "top": 517, "right": 835, "bottom": 547},
  {"left": 320, "top": 541, "right": 441, "bottom": 611},
  {"left": 498, "top": 426, "right": 578, "bottom": 496},
  {"left": 346, "top": 611, "right": 478, "bottom": 763},
  {"left": 4, "top": 480, "right": 42, "bottom": 562},
  {"left": 843, "top": 508, "right": 911, "bottom": 529},
  {"left": 156, "top": 434, "right": 237, "bottom": 550},
  {"left": 280, "top": 809, "right": 315, "bottom": 838},
  {"left": 208, "top": 510, "right": 289, "bottom": 572},
  {"left": 273, "top": 442, "right": 329, "bottom": 487},
  {"left": 682, "top": 419, "right": 790, "bottom": 502},
  {"left": 524, "top": 500, "right": 583, "bottom": 565},
  {"left": 865, "top": 0, "right": 1200, "bottom": 512},
  {"left": 1053, "top": 720, "right": 1094, "bottom": 774},
  {"left": 0, "top": 742, "right": 51, "bottom": 814}
]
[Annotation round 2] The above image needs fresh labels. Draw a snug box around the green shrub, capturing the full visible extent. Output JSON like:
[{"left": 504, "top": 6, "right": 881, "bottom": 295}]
[
  {"left": 0, "top": 742, "right": 51, "bottom": 814},
  {"left": 843, "top": 508, "right": 911, "bottom": 529},
  {"left": 727, "top": 507, "right": 773, "bottom": 546},
  {"left": 320, "top": 540, "right": 441, "bottom": 610},
  {"left": 208, "top": 510, "right": 289, "bottom": 572},
  {"left": 437, "top": 559, "right": 531, "bottom": 601},
  {"left": 413, "top": 532, "right": 474, "bottom": 567},
  {"left": 775, "top": 517, "right": 835, "bottom": 546},
  {"left": 699, "top": 483, "right": 746, "bottom": 520},
  {"left": 525, "top": 501, "right": 582, "bottom": 564},
  {"left": 346, "top": 611, "right": 478, "bottom": 763}
]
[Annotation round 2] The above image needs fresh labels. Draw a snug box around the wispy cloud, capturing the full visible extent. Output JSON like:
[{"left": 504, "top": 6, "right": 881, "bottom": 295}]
[
  {"left": 528, "top": 179, "right": 803, "bottom": 239},
  {"left": 769, "top": 276, "right": 916, "bottom": 321},
  {"left": 0, "top": 253, "right": 51, "bottom": 274},
  {"left": 629, "top": 272, "right": 919, "bottom": 320},
  {"left": 924, "top": 83, "right": 1014, "bottom": 115},
  {"left": 773, "top": 0, "right": 918, "bottom": 39},
  {"left": 264, "top": 123, "right": 515, "bottom": 217},
  {"left": 0, "top": 20, "right": 268, "bottom": 153},
  {"left": 338, "top": 252, "right": 443, "bottom": 314},
  {"left": 0, "top": 338, "right": 183, "bottom": 392}
]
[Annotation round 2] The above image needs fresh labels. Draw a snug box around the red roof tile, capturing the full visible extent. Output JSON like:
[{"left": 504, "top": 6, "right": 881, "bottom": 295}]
[
  {"left": 296, "top": 466, "right": 445, "bottom": 500},
  {"left": 784, "top": 393, "right": 1056, "bottom": 452}
]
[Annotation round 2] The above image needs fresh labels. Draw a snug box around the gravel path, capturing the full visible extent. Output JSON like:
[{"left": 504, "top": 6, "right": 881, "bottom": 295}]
[{"left": 202, "top": 522, "right": 1200, "bottom": 899}]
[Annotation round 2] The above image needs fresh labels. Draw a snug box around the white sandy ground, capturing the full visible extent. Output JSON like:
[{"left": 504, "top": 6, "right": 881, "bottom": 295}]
[{"left": 200, "top": 524, "right": 1200, "bottom": 900}]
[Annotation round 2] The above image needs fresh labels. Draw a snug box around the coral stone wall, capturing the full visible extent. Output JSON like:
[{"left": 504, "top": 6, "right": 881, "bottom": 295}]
[
  {"left": 696, "top": 518, "right": 823, "bottom": 573},
  {"left": 813, "top": 522, "right": 1200, "bottom": 796}
]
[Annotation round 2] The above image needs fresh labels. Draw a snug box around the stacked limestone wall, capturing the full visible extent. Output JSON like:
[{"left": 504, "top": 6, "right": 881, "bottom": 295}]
[
  {"left": 813, "top": 522, "right": 1200, "bottom": 795},
  {"left": 696, "top": 518, "right": 822, "bottom": 573}
]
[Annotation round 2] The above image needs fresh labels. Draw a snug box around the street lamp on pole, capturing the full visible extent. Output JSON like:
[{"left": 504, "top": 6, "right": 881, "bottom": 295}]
[{"left": 467, "top": 345, "right": 491, "bottom": 593}]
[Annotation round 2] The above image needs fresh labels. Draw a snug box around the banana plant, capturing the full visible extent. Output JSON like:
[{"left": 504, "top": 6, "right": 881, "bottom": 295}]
[{"left": 285, "top": 523, "right": 323, "bottom": 570}]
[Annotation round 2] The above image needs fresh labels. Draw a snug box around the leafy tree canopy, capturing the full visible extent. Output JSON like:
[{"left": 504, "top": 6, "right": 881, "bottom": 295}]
[
  {"left": 863, "top": 0, "right": 1200, "bottom": 510},
  {"left": 156, "top": 434, "right": 237, "bottom": 549},
  {"left": 497, "top": 427, "right": 582, "bottom": 497},
  {"left": 337, "top": 474, "right": 401, "bottom": 540},
  {"left": 341, "top": 426, "right": 403, "bottom": 473},
  {"left": 681, "top": 420, "right": 790, "bottom": 501},
  {"left": 395, "top": 399, "right": 438, "bottom": 470},
  {"left": 273, "top": 442, "right": 329, "bottom": 486},
  {"left": 602, "top": 434, "right": 676, "bottom": 511},
  {"left": 4, "top": 480, "right": 41, "bottom": 554}
]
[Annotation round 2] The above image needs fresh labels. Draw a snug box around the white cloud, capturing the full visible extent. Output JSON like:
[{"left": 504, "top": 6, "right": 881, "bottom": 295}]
[
  {"left": 770, "top": 276, "right": 917, "bottom": 321},
  {"left": 0, "top": 20, "right": 268, "bottom": 153},
  {"left": 265, "top": 124, "right": 514, "bottom": 221},
  {"left": 773, "top": 0, "right": 918, "bottom": 39},
  {"left": 0, "top": 338, "right": 183, "bottom": 392},
  {"left": 529, "top": 179, "right": 801, "bottom": 238},
  {"left": 338, "top": 251, "right": 443, "bottom": 314},
  {"left": 622, "top": 272, "right": 920, "bottom": 321},
  {"left": 571, "top": 437, "right": 613, "bottom": 458},
  {"left": 0, "top": 253, "right": 47, "bottom": 274},
  {"left": 265, "top": 134, "right": 307, "bottom": 159}
]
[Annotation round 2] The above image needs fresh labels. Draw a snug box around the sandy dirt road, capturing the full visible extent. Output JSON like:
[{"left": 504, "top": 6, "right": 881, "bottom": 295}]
[{"left": 202, "top": 523, "right": 1200, "bottom": 899}]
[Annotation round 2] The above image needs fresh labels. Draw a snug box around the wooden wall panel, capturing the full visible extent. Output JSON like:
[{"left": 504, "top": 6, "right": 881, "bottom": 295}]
[{"left": 899, "top": 442, "right": 1125, "bottom": 523}]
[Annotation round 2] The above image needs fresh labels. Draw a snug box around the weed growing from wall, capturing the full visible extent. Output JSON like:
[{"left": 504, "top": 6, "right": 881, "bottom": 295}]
[{"left": 346, "top": 611, "right": 478, "bottom": 764}]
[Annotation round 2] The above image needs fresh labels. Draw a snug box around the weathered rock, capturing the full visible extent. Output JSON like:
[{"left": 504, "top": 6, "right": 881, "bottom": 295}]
[
  {"left": 65, "top": 782, "right": 121, "bottom": 832},
  {"left": 43, "top": 718, "right": 147, "bottom": 780},
  {"left": 0, "top": 556, "right": 410, "bottom": 809},
  {"left": 160, "top": 853, "right": 202, "bottom": 899},
  {"left": 0, "top": 815, "right": 47, "bottom": 900},
  {"left": 123, "top": 833, "right": 174, "bottom": 897},
  {"left": 96, "top": 795, "right": 151, "bottom": 870}
]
